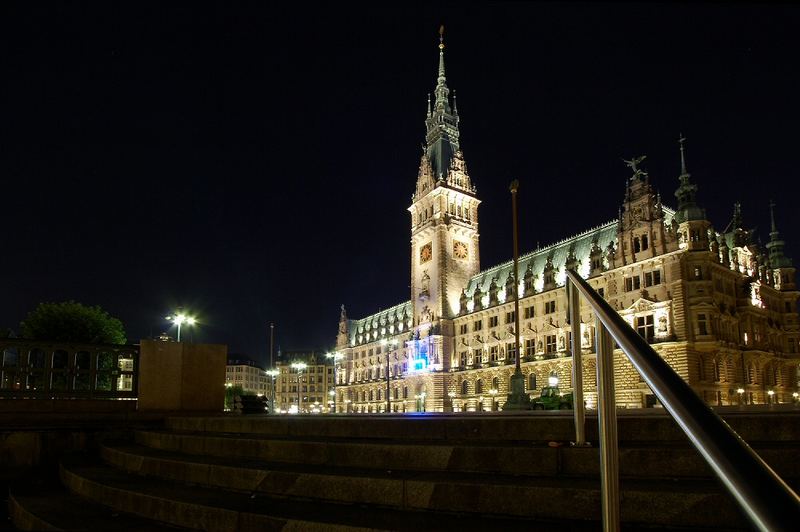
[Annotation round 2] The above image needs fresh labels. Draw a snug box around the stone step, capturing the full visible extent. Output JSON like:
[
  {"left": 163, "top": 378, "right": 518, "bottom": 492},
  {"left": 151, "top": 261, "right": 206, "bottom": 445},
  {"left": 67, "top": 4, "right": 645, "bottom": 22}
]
[
  {"left": 134, "top": 429, "right": 800, "bottom": 481},
  {"left": 164, "top": 410, "right": 800, "bottom": 444},
  {"left": 98, "top": 441, "right": 747, "bottom": 529},
  {"left": 8, "top": 483, "right": 183, "bottom": 531},
  {"left": 57, "top": 453, "right": 604, "bottom": 531}
]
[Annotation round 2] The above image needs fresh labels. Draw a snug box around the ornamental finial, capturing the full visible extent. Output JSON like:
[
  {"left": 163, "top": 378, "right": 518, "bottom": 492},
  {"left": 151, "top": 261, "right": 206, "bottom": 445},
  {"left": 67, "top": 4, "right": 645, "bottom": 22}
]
[{"left": 439, "top": 25, "right": 445, "bottom": 50}]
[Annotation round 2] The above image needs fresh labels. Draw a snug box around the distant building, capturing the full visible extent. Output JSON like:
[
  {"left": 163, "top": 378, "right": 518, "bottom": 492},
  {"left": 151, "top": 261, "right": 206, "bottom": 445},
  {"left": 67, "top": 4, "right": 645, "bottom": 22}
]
[
  {"left": 333, "top": 35, "right": 799, "bottom": 413},
  {"left": 275, "top": 350, "right": 335, "bottom": 414},
  {"left": 225, "top": 355, "right": 268, "bottom": 396}
]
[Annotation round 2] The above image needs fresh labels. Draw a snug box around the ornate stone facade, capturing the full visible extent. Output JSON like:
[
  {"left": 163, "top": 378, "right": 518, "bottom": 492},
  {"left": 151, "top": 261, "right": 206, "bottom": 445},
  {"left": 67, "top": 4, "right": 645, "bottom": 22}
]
[{"left": 333, "top": 38, "right": 800, "bottom": 413}]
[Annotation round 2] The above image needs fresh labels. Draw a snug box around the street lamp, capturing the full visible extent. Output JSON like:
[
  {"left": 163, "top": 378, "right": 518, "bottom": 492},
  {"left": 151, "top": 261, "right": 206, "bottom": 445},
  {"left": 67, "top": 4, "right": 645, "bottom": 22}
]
[
  {"left": 767, "top": 389, "right": 775, "bottom": 404},
  {"left": 290, "top": 362, "right": 307, "bottom": 414},
  {"left": 736, "top": 387, "right": 745, "bottom": 406},
  {"left": 448, "top": 391, "right": 457, "bottom": 412},
  {"left": 266, "top": 369, "right": 279, "bottom": 414},
  {"left": 325, "top": 351, "right": 344, "bottom": 413},
  {"left": 165, "top": 310, "right": 196, "bottom": 342},
  {"left": 489, "top": 388, "right": 498, "bottom": 411},
  {"left": 380, "top": 339, "right": 398, "bottom": 413}
]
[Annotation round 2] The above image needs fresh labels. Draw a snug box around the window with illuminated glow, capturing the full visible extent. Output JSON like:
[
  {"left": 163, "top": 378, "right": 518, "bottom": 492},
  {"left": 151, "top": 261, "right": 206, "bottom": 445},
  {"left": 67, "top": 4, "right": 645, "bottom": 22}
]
[
  {"left": 636, "top": 315, "right": 655, "bottom": 342},
  {"left": 545, "top": 335, "right": 557, "bottom": 354}
]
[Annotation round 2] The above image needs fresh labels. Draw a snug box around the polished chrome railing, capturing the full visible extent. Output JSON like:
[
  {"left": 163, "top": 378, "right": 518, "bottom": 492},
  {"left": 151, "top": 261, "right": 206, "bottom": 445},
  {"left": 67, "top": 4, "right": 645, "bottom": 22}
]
[
  {"left": 0, "top": 339, "right": 138, "bottom": 399},
  {"left": 565, "top": 269, "right": 800, "bottom": 532}
]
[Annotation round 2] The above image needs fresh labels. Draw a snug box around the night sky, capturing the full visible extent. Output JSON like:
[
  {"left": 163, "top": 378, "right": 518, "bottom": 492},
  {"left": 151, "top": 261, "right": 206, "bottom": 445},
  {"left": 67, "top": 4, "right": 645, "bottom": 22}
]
[{"left": 4, "top": 2, "right": 800, "bottom": 365}]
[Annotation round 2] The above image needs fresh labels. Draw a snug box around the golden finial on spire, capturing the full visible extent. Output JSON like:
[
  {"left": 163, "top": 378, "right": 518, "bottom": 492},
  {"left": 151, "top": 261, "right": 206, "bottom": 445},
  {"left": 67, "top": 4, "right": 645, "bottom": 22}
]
[{"left": 439, "top": 25, "right": 445, "bottom": 50}]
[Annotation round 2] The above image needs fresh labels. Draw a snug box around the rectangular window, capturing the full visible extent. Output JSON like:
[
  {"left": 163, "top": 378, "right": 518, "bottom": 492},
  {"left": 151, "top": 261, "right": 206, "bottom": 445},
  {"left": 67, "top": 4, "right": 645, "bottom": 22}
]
[
  {"left": 544, "top": 301, "right": 556, "bottom": 314},
  {"left": 507, "top": 342, "right": 517, "bottom": 360},
  {"left": 636, "top": 315, "right": 655, "bottom": 342},
  {"left": 625, "top": 276, "right": 642, "bottom": 292},
  {"left": 644, "top": 270, "right": 661, "bottom": 287},
  {"left": 473, "top": 320, "right": 483, "bottom": 331},
  {"left": 697, "top": 313, "right": 708, "bottom": 336},
  {"left": 459, "top": 351, "right": 468, "bottom": 367},
  {"left": 473, "top": 348, "right": 482, "bottom": 364},
  {"left": 489, "top": 316, "right": 498, "bottom": 327},
  {"left": 490, "top": 346, "right": 499, "bottom": 361},
  {"left": 505, "top": 311, "right": 515, "bottom": 324},
  {"left": 523, "top": 306, "right": 535, "bottom": 319},
  {"left": 525, "top": 339, "right": 535, "bottom": 357},
  {"left": 459, "top": 324, "right": 468, "bottom": 335},
  {"left": 545, "top": 335, "right": 557, "bottom": 354}
]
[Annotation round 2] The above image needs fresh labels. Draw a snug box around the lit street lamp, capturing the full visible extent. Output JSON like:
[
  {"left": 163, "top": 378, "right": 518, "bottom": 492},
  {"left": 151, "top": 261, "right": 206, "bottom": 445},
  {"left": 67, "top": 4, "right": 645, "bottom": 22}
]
[
  {"left": 165, "top": 310, "right": 196, "bottom": 342},
  {"left": 325, "top": 351, "right": 345, "bottom": 413},
  {"left": 737, "top": 387, "right": 745, "bottom": 406},
  {"left": 489, "top": 388, "right": 498, "bottom": 411},
  {"left": 290, "top": 362, "right": 307, "bottom": 414},
  {"left": 767, "top": 389, "right": 775, "bottom": 404}
]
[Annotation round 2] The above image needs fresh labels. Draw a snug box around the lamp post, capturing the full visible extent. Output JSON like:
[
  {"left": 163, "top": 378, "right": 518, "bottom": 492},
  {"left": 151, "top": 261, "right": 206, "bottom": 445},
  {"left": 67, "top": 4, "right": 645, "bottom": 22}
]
[
  {"left": 504, "top": 180, "right": 531, "bottom": 410},
  {"left": 767, "top": 389, "right": 775, "bottom": 405},
  {"left": 489, "top": 388, "right": 498, "bottom": 411},
  {"left": 328, "top": 389, "right": 335, "bottom": 413},
  {"left": 448, "top": 391, "right": 456, "bottom": 412},
  {"left": 290, "top": 362, "right": 307, "bottom": 414},
  {"left": 737, "top": 387, "right": 745, "bottom": 406},
  {"left": 165, "top": 310, "right": 196, "bottom": 342},
  {"left": 380, "top": 339, "right": 398, "bottom": 413},
  {"left": 266, "top": 369, "right": 279, "bottom": 414},
  {"left": 325, "top": 351, "right": 345, "bottom": 413}
]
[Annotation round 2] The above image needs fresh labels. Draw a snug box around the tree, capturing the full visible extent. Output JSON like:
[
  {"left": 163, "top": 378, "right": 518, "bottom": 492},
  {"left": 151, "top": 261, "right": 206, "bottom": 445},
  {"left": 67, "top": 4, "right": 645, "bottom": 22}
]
[
  {"left": 225, "top": 385, "right": 244, "bottom": 411},
  {"left": 20, "top": 301, "right": 127, "bottom": 345}
]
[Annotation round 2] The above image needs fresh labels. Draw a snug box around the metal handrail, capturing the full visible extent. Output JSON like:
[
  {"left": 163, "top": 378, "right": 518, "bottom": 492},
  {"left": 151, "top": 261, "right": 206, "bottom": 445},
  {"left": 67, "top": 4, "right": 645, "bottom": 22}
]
[{"left": 566, "top": 269, "right": 800, "bottom": 532}]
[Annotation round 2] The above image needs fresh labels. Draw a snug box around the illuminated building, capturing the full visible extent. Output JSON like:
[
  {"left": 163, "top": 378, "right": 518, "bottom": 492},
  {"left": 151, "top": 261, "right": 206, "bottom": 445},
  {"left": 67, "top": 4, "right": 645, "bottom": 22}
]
[
  {"left": 274, "top": 350, "right": 335, "bottom": 414},
  {"left": 333, "top": 35, "right": 799, "bottom": 413},
  {"left": 225, "top": 355, "right": 268, "bottom": 396}
]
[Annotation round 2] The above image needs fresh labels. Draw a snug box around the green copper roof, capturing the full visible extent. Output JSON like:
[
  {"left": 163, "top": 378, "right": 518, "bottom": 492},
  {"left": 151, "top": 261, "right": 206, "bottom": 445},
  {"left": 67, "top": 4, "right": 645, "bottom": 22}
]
[
  {"left": 466, "top": 207, "right": 676, "bottom": 298},
  {"left": 348, "top": 300, "right": 412, "bottom": 346}
]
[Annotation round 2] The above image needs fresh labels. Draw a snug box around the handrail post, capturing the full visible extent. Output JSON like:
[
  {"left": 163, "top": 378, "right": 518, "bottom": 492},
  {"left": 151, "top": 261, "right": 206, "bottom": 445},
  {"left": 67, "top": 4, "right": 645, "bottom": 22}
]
[
  {"left": 595, "top": 317, "right": 620, "bottom": 531},
  {"left": 567, "top": 279, "right": 587, "bottom": 446}
]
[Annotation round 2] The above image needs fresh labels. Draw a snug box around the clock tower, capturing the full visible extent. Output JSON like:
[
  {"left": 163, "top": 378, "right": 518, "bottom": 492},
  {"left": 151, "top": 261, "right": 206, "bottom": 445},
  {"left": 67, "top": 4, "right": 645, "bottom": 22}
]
[{"left": 409, "top": 29, "right": 481, "bottom": 346}]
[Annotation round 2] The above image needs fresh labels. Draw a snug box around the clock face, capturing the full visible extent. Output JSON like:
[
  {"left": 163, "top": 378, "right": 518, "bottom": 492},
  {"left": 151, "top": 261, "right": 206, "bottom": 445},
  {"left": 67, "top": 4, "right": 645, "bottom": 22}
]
[
  {"left": 420, "top": 242, "right": 432, "bottom": 263},
  {"left": 453, "top": 241, "right": 468, "bottom": 260}
]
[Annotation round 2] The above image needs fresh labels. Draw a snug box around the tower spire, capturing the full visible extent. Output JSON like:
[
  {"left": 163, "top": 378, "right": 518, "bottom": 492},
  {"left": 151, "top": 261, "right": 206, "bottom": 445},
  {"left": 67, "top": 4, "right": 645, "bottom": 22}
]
[
  {"left": 424, "top": 25, "right": 460, "bottom": 180},
  {"left": 679, "top": 133, "right": 689, "bottom": 177},
  {"left": 770, "top": 200, "right": 778, "bottom": 235},
  {"left": 766, "top": 201, "right": 793, "bottom": 269},
  {"left": 438, "top": 25, "right": 446, "bottom": 81},
  {"left": 673, "top": 135, "right": 705, "bottom": 223}
]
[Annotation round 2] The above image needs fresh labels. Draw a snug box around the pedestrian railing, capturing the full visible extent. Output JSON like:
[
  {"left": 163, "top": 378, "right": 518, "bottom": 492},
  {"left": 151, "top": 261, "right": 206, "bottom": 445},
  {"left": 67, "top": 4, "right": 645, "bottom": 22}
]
[
  {"left": 0, "top": 339, "right": 138, "bottom": 399},
  {"left": 565, "top": 269, "right": 800, "bottom": 532}
]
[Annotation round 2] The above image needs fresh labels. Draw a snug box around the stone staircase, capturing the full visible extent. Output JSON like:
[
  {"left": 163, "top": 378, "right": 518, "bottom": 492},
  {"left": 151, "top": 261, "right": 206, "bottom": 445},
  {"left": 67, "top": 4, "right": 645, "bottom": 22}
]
[{"left": 8, "top": 410, "right": 800, "bottom": 531}]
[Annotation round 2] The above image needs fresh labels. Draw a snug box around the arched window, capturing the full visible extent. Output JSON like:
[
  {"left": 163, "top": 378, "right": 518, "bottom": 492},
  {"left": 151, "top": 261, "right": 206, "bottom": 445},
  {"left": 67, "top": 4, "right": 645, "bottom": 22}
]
[
  {"left": 713, "top": 360, "right": 721, "bottom": 382},
  {"left": 491, "top": 376, "right": 499, "bottom": 391},
  {"left": 377, "top": 389, "right": 382, "bottom": 401},
  {"left": 634, "top": 237, "right": 641, "bottom": 253},
  {"left": 475, "top": 379, "right": 484, "bottom": 395},
  {"left": 461, "top": 380, "right": 469, "bottom": 395},
  {"left": 527, "top": 373, "right": 537, "bottom": 391},
  {"left": 368, "top": 390, "right": 374, "bottom": 401}
]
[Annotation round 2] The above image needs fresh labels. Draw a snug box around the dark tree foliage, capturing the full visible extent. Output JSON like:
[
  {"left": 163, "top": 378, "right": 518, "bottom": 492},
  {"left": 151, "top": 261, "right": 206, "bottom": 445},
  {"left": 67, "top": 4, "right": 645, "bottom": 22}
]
[
  {"left": 20, "top": 301, "right": 127, "bottom": 345},
  {"left": 225, "top": 385, "right": 244, "bottom": 411}
]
